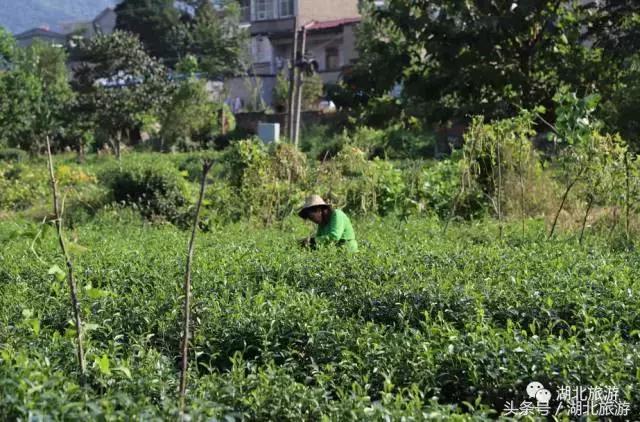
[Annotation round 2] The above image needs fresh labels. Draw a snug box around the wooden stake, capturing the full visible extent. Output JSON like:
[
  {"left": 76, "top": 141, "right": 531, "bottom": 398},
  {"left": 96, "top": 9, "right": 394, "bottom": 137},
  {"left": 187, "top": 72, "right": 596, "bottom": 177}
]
[
  {"left": 179, "top": 159, "right": 213, "bottom": 416},
  {"left": 625, "top": 151, "right": 630, "bottom": 242},
  {"left": 45, "top": 135, "right": 86, "bottom": 382}
]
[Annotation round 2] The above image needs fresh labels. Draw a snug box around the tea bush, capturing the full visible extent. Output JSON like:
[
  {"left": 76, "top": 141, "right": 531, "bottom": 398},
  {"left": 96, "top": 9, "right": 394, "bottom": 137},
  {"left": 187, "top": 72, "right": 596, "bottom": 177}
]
[
  {"left": 98, "top": 159, "right": 190, "bottom": 224},
  {"left": 0, "top": 162, "right": 49, "bottom": 210},
  {"left": 0, "top": 215, "right": 638, "bottom": 419}
]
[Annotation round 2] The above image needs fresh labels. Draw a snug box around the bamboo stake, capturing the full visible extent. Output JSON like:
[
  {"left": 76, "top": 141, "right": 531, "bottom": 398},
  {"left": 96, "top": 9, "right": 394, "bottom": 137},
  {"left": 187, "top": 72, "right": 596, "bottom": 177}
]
[
  {"left": 45, "top": 135, "right": 86, "bottom": 381},
  {"left": 179, "top": 159, "right": 213, "bottom": 416},
  {"left": 496, "top": 136, "right": 503, "bottom": 240},
  {"left": 625, "top": 152, "right": 630, "bottom": 242},
  {"left": 519, "top": 136, "right": 526, "bottom": 239}
]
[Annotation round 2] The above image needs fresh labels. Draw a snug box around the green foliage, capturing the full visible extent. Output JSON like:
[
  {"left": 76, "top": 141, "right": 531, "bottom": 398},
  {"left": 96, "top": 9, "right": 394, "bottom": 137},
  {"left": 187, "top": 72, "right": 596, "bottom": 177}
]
[
  {"left": 273, "top": 68, "right": 325, "bottom": 113},
  {"left": 115, "top": 0, "right": 183, "bottom": 60},
  {"left": 72, "top": 31, "right": 170, "bottom": 158},
  {"left": 0, "top": 160, "right": 100, "bottom": 213},
  {"left": 314, "top": 146, "right": 407, "bottom": 216},
  {"left": 550, "top": 88, "right": 614, "bottom": 187},
  {"left": 301, "top": 72, "right": 324, "bottom": 110},
  {"left": 463, "top": 112, "right": 538, "bottom": 220},
  {"left": 0, "top": 27, "right": 15, "bottom": 66},
  {"left": 0, "top": 40, "right": 72, "bottom": 152},
  {"left": 301, "top": 124, "right": 436, "bottom": 161},
  {"left": 182, "top": 0, "right": 249, "bottom": 78},
  {"left": 0, "top": 162, "right": 49, "bottom": 210},
  {"left": 98, "top": 159, "right": 189, "bottom": 223},
  {"left": 1, "top": 216, "right": 639, "bottom": 418},
  {"left": 175, "top": 54, "right": 200, "bottom": 77},
  {"left": 219, "top": 140, "right": 308, "bottom": 224},
  {"left": 272, "top": 68, "right": 290, "bottom": 112},
  {"left": 116, "top": 0, "right": 249, "bottom": 77},
  {"left": 352, "top": 0, "right": 621, "bottom": 125},
  {"left": 0, "top": 148, "right": 27, "bottom": 163},
  {"left": 414, "top": 157, "right": 485, "bottom": 219},
  {"left": 599, "top": 53, "right": 640, "bottom": 148},
  {"left": 160, "top": 77, "right": 216, "bottom": 151}
]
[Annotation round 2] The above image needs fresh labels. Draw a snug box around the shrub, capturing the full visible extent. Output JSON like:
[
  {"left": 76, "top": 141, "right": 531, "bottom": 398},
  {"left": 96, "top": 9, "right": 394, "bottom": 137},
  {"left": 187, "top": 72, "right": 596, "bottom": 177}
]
[
  {"left": 272, "top": 69, "right": 324, "bottom": 112},
  {"left": 0, "top": 148, "right": 28, "bottom": 163},
  {"left": 304, "top": 125, "right": 437, "bottom": 162},
  {"left": 219, "top": 140, "right": 309, "bottom": 224},
  {"left": 315, "top": 147, "right": 406, "bottom": 216},
  {"left": 382, "top": 125, "right": 436, "bottom": 159},
  {"left": 415, "top": 157, "right": 486, "bottom": 219},
  {"left": 0, "top": 163, "right": 49, "bottom": 211},
  {"left": 177, "top": 152, "right": 221, "bottom": 182},
  {"left": 98, "top": 161, "right": 189, "bottom": 223}
]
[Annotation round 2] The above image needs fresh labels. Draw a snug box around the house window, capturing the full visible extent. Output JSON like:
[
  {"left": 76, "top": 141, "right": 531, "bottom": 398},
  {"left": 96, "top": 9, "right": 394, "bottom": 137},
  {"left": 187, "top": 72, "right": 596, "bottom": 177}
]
[
  {"left": 254, "top": 0, "right": 275, "bottom": 20},
  {"left": 325, "top": 47, "right": 340, "bottom": 71},
  {"left": 239, "top": 0, "right": 251, "bottom": 22},
  {"left": 279, "top": 0, "right": 294, "bottom": 17}
]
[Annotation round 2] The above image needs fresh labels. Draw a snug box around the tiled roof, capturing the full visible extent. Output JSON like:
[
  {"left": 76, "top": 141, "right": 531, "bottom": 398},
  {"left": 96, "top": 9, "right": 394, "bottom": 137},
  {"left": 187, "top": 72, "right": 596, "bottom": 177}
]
[
  {"left": 306, "top": 17, "right": 361, "bottom": 31},
  {"left": 15, "top": 28, "right": 67, "bottom": 39}
]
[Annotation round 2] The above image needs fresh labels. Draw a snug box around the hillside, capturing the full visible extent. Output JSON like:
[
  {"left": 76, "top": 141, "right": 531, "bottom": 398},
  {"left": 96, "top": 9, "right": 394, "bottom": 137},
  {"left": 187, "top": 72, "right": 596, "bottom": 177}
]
[{"left": 0, "top": 0, "right": 118, "bottom": 34}]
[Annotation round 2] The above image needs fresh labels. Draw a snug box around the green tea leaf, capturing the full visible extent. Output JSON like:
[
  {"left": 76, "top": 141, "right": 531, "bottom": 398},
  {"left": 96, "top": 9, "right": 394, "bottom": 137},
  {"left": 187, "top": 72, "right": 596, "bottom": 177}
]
[
  {"left": 47, "top": 265, "right": 66, "bottom": 282},
  {"left": 95, "top": 354, "right": 111, "bottom": 376}
]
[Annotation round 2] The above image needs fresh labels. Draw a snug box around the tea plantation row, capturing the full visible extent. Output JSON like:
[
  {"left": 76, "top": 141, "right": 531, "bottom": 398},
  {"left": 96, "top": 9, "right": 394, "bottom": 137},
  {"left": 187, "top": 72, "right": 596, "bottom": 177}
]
[{"left": 0, "top": 213, "right": 638, "bottom": 420}]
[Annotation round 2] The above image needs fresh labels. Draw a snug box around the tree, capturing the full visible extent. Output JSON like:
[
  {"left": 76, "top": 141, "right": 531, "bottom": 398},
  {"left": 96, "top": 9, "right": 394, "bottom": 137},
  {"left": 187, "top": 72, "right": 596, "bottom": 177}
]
[
  {"left": 582, "top": 0, "right": 640, "bottom": 60},
  {"left": 60, "top": 99, "right": 96, "bottom": 162},
  {"left": 582, "top": 1, "right": 640, "bottom": 148},
  {"left": 175, "top": 0, "right": 250, "bottom": 78},
  {"left": 354, "top": 0, "right": 598, "bottom": 124},
  {"left": 0, "top": 27, "right": 15, "bottom": 67},
  {"left": 115, "top": 0, "right": 184, "bottom": 61},
  {"left": 598, "top": 54, "right": 640, "bottom": 149},
  {"left": 73, "top": 31, "right": 170, "bottom": 160},
  {"left": 160, "top": 56, "right": 220, "bottom": 151},
  {"left": 0, "top": 40, "right": 73, "bottom": 153},
  {"left": 115, "top": 0, "right": 249, "bottom": 77},
  {"left": 273, "top": 68, "right": 324, "bottom": 112}
]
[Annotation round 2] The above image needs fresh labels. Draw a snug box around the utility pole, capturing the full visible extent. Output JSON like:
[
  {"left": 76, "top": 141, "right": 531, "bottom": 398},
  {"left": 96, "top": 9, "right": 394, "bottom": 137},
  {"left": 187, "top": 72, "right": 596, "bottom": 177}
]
[
  {"left": 293, "top": 24, "right": 308, "bottom": 148},
  {"left": 287, "top": 17, "right": 298, "bottom": 142}
]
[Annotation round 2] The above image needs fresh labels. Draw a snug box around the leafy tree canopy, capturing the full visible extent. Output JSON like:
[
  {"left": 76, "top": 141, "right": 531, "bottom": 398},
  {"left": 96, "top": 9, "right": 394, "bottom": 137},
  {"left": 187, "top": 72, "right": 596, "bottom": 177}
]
[
  {"left": 72, "top": 31, "right": 171, "bottom": 157},
  {"left": 115, "top": 0, "right": 249, "bottom": 77},
  {"left": 0, "top": 27, "right": 15, "bottom": 66},
  {"left": 353, "top": 0, "right": 639, "bottom": 128},
  {"left": 0, "top": 41, "right": 72, "bottom": 151},
  {"left": 115, "top": 0, "right": 185, "bottom": 60}
]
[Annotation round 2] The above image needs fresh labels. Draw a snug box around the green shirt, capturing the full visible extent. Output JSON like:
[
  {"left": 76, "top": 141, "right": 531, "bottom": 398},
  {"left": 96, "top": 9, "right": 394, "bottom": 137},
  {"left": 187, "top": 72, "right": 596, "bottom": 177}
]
[{"left": 316, "top": 209, "right": 358, "bottom": 252}]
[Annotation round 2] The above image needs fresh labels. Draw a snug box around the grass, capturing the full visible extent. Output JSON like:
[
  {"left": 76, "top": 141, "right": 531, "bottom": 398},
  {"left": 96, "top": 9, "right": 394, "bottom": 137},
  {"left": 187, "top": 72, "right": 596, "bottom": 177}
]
[{"left": 0, "top": 213, "right": 638, "bottom": 420}]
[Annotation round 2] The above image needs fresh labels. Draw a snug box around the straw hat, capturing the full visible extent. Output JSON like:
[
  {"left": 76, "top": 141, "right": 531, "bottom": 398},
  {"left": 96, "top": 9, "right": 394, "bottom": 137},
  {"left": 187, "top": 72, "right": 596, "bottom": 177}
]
[{"left": 298, "top": 195, "right": 330, "bottom": 218}]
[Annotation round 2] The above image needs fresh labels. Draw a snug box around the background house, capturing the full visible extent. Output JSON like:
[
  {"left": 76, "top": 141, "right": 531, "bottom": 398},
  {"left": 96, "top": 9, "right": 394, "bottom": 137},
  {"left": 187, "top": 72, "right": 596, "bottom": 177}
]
[
  {"left": 14, "top": 27, "right": 68, "bottom": 48},
  {"left": 14, "top": 8, "right": 116, "bottom": 49},
  {"left": 226, "top": 0, "right": 361, "bottom": 109}
]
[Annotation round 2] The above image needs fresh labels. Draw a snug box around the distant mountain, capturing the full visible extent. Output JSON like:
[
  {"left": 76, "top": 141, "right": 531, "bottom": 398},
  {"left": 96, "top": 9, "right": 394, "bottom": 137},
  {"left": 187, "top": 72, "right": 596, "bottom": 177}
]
[{"left": 0, "top": 0, "right": 120, "bottom": 34}]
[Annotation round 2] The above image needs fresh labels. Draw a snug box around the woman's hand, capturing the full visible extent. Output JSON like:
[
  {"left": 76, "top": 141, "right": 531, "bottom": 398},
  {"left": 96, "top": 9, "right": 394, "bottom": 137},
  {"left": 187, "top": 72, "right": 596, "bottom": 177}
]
[{"left": 298, "top": 237, "right": 316, "bottom": 249}]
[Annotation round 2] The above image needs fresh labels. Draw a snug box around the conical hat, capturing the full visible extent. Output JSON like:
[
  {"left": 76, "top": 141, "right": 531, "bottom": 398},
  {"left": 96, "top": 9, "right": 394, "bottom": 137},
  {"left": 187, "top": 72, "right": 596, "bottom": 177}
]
[{"left": 298, "top": 195, "right": 329, "bottom": 218}]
